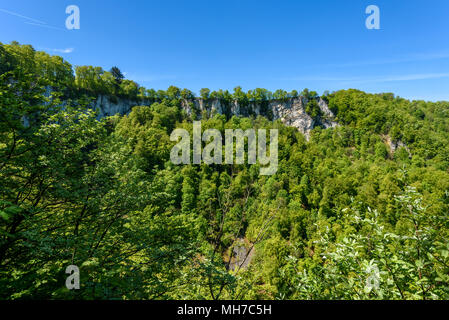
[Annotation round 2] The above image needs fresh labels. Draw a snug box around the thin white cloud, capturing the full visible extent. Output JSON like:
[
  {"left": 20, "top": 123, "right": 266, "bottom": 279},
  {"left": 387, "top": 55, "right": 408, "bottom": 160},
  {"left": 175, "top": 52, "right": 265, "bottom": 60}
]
[
  {"left": 1, "top": 7, "right": 65, "bottom": 31},
  {"left": 127, "top": 74, "right": 178, "bottom": 82},
  {"left": 330, "top": 51, "right": 449, "bottom": 68},
  {"left": 282, "top": 76, "right": 359, "bottom": 82},
  {"left": 282, "top": 73, "right": 449, "bottom": 83},
  {"left": 378, "top": 73, "right": 449, "bottom": 82},
  {"left": 41, "top": 47, "right": 74, "bottom": 54},
  {"left": 0, "top": 8, "right": 47, "bottom": 25},
  {"left": 24, "top": 21, "right": 66, "bottom": 31}
]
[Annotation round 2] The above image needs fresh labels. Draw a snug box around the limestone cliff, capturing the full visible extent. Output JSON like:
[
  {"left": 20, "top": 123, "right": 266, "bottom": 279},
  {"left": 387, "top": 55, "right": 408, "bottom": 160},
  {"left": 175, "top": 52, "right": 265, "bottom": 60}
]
[{"left": 91, "top": 95, "right": 338, "bottom": 140}]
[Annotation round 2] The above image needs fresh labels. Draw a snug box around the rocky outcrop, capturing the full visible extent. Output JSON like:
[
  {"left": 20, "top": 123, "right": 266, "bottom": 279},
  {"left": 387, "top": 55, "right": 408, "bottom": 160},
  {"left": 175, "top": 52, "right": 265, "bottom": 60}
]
[
  {"left": 91, "top": 95, "right": 338, "bottom": 140},
  {"left": 382, "top": 134, "right": 412, "bottom": 157},
  {"left": 227, "top": 238, "right": 255, "bottom": 271},
  {"left": 269, "top": 99, "right": 315, "bottom": 137},
  {"left": 178, "top": 97, "right": 337, "bottom": 140},
  {"left": 92, "top": 95, "right": 151, "bottom": 119},
  {"left": 24, "top": 87, "right": 338, "bottom": 139},
  {"left": 318, "top": 98, "right": 339, "bottom": 131}
]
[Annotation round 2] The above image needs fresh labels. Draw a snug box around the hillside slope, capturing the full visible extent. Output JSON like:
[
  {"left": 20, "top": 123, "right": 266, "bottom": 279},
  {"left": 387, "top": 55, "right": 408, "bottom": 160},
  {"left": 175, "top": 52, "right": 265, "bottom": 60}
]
[{"left": 1, "top": 42, "right": 449, "bottom": 300}]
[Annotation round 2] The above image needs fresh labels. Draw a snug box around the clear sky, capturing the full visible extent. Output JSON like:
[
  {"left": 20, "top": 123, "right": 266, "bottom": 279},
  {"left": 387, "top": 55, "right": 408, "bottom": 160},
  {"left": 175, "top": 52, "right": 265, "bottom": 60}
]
[{"left": 1, "top": 0, "right": 449, "bottom": 101}]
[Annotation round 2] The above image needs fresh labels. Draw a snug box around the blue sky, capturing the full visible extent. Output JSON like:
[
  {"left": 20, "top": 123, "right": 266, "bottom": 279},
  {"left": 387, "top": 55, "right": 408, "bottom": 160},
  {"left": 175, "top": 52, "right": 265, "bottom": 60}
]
[{"left": 1, "top": 0, "right": 449, "bottom": 101}]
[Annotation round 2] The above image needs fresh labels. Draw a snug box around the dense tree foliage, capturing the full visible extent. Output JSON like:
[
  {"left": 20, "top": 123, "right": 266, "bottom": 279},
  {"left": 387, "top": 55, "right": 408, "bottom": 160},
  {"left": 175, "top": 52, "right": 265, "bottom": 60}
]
[{"left": 1, "top": 42, "right": 449, "bottom": 300}]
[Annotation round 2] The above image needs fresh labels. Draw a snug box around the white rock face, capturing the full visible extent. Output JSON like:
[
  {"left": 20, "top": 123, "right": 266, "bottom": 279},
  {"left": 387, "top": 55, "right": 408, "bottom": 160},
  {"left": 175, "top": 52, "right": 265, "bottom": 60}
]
[
  {"left": 318, "top": 98, "right": 333, "bottom": 118},
  {"left": 318, "top": 98, "right": 339, "bottom": 130},
  {"left": 92, "top": 95, "right": 148, "bottom": 119},
  {"left": 32, "top": 88, "right": 338, "bottom": 139},
  {"left": 268, "top": 98, "right": 315, "bottom": 139},
  {"left": 381, "top": 134, "right": 412, "bottom": 158},
  {"left": 93, "top": 95, "right": 338, "bottom": 140}
]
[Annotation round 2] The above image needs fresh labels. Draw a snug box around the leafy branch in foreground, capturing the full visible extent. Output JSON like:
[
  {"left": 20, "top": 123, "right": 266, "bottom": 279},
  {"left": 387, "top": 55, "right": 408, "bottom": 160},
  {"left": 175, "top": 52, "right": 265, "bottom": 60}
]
[{"left": 278, "top": 186, "right": 449, "bottom": 300}]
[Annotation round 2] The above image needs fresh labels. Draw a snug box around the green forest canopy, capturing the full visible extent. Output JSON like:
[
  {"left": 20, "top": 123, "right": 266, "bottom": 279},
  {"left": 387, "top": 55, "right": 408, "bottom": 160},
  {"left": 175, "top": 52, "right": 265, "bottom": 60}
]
[{"left": 1, "top": 42, "right": 449, "bottom": 300}]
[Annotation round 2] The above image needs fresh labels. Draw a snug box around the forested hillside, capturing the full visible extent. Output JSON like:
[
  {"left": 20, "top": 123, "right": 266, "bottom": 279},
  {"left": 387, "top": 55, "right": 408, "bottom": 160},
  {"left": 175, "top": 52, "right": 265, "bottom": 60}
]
[{"left": 1, "top": 42, "right": 449, "bottom": 300}]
